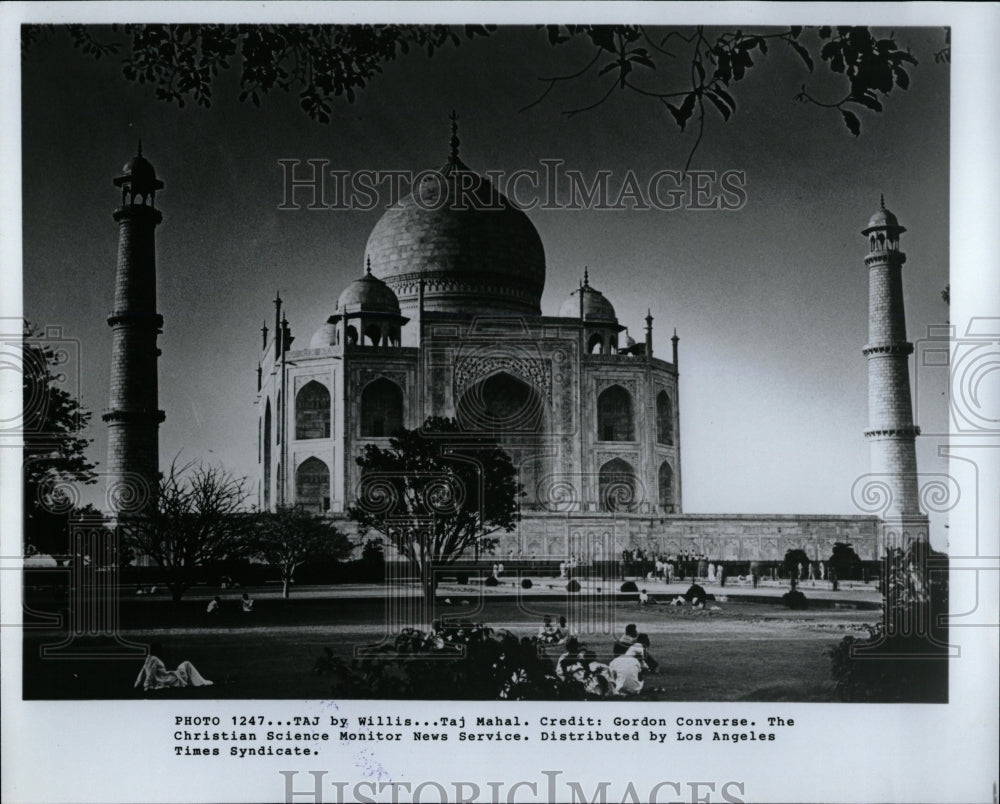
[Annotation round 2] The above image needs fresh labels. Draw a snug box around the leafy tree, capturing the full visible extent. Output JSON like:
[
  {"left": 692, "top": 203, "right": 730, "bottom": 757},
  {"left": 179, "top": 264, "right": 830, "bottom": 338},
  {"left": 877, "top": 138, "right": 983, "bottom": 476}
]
[
  {"left": 21, "top": 24, "right": 948, "bottom": 169},
  {"left": 347, "top": 416, "right": 521, "bottom": 607},
  {"left": 828, "top": 540, "right": 948, "bottom": 702},
  {"left": 21, "top": 321, "right": 99, "bottom": 555},
  {"left": 357, "top": 538, "right": 386, "bottom": 583},
  {"left": 828, "top": 541, "right": 863, "bottom": 581},
  {"left": 21, "top": 24, "right": 494, "bottom": 123},
  {"left": 252, "top": 505, "right": 353, "bottom": 598},
  {"left": 360, "top": 538, "right": 385, "bottom": 565},
  {"left": 782, "top": 548, "right": 811, "bottom": 581},
  {"left": 120, "top": 458, "right": 253, "bottom": 601},
  {"left": 882, "top": 538, "right": 948, "bottom": 618}
]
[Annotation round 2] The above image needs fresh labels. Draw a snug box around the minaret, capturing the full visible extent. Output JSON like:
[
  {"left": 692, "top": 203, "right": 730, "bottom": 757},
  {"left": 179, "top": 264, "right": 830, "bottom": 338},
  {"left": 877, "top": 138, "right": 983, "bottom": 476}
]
[
  {"left": 861, "top": 197, "right": 926, "bottom": 539},
  {"left": 103, "top": 143, "right": 165, "bottom": 511}
]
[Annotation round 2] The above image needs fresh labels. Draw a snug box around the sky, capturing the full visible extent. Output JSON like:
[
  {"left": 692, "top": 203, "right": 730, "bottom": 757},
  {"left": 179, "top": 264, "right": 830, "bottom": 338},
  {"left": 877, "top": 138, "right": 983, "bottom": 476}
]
[{"left": 17, "top": 24, "right": 951, "bottom": 545}]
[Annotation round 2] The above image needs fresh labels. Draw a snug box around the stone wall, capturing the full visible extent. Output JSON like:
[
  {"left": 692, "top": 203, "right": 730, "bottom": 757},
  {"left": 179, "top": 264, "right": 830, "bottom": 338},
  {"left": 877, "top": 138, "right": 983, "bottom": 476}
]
[
  {"left": 499, "top": 513, "right": 880, "bottom": 562},
  {"left": 336, "top": 512, "right": 881, "bottom": 563}
]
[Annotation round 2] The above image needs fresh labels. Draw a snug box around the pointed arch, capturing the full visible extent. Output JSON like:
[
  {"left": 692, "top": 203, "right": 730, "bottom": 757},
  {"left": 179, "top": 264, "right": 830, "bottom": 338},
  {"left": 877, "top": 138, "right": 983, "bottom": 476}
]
[
  {"left": 597, "top": 384, "right": 634, "bottom": 441},
  {"left": 656, "top": 390, "right": 674, "bottom": 445},
  {"left": 658, "top": 461, "right": 675, "bottom": 512},
  {"left": 295, "top": 457, "right": 330, "bottom": 513},
  {"left": 295, "top": 380, "right": 331, "bottom": 440},
  {"left": 263, "top": 399, "right": 272, "bottom": 509},
  {"left": 456, "top": 371, "right": 544, "bottom": 433},
  {"left": 599, "top": 458, "right": 637, "bottom": 512},
  {"left": 360, "top": 378, "right": 403, "bottom": 437},
  {"left": 276, "top": 390, "right": 282, "bottom": 445}
]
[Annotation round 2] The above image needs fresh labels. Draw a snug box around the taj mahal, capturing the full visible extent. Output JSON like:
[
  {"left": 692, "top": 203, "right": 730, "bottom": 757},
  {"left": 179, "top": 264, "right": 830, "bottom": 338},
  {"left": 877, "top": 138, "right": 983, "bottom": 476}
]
[{"left": 104, "top": 121, "right": 929, "bottom": 565}]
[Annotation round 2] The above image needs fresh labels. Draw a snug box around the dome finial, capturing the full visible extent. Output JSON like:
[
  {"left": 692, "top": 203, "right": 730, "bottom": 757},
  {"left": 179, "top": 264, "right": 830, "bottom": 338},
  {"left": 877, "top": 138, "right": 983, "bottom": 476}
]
[
  {"left": 880, "top": 192, "right": 885, "bottom": 210},
  {"left": 583, "top": 266, "right": 590, "bottom": 287},
  {"left": 449, "top": 109, "right": 460, "bottom": 162},
  {"left": 137, "top": 139, "right": 143, "bottom": 157},
  {"left": 366, "top": 255, "right": 372, "bottom": 275}
]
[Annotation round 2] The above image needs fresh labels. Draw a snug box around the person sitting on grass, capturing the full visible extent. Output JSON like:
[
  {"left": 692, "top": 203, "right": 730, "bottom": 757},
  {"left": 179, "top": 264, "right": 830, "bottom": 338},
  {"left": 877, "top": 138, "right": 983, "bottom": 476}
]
[
  {"left": 206, "top": 595, "right": 222, "bottom": 615},
  {"left": 536, "top": 615, "right": 560, "bottom": 644},
  {"left": 608, "top": 643, "right": 645, "bottom": 695},
  {"left": 638, "top": 588, "right": 658, "bottom": 605},
  {"left": 553, "top": 615, "right": 573, "bottom": 644},
  {"left": 558, "top": 650, "right": 588, "bottom": 693},
  {"left": 555, "top": 637, "right": 582, "bottom": 680},
  {"left": 683, "top": 583, "right": 708, "bottom": 608},
  {"left": 581, "top": 650, "right": 613, "bottom": 698},
  {"left": 612, "top": 623, "right": 639, "bottom": 656},
  {"left": 636, "top": 633, "right": 659, "bottom": 673},
  {"left": 423, "top": 619, "right": 447, "bottom": 651},
  {"left": 134, "top": 643, "right": 213, "bottom": 692},
  {"left": 241, "top": 592, "right": 254, "bottom": 614}
]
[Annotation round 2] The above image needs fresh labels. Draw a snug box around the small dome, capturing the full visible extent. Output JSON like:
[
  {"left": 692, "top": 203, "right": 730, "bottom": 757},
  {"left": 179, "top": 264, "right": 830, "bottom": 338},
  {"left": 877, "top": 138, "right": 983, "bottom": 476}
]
[
  {"left": 310, "top": 318, "right": 338, "bottom": 348},
  {"left": 623, "top": 331, "right": 636, "bottom": 348},
  {"left": 866, "top": 206, "right": 898, "bottom": 229},
  {"left": 121, "top": 155, "right": 156, "bottom": 182},
  {"left": 559, "top": 273, "right": 618, "bottom": 322},
  {"left": 337, "top": 264, "right": 400, "bottom": 314},
  {"left": 863, "top": 195, "right": 904, "bottom": 233},
  {"left": 113, "top": 143, "right": 163, "bottom": 194}
]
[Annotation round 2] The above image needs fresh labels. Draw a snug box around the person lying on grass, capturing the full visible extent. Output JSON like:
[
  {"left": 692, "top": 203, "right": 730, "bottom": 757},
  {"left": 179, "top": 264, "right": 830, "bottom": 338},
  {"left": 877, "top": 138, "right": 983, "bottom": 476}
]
[{"left": 134, "top": 643, "right": 213, "bottom": 692}]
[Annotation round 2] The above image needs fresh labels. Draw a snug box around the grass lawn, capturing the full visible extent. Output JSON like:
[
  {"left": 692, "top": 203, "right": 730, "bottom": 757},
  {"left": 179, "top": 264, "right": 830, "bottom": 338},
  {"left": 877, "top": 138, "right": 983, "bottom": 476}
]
[{"left": 22, "top": 593, "right": 875, "bottom": 702}]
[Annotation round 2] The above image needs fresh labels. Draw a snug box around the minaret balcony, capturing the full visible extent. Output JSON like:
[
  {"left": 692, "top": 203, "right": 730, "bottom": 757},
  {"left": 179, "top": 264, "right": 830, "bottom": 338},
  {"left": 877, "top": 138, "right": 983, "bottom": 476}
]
[
  {"left": 864, "top": 250, "right": 906, "bottom": 266},
  {"left": 102, "top": 408, "right": 166, "bottom": 425},
  {"left": 112, "top": 204, "right": 163, "bottom": 225},
  {"left": 107, "top": 310, "right": 164, "bottom": 329},
  {"left": 862, "top": 342, "right": 914, "bottom": 357},
  {"left": 864, "top": 425, "right": 921, "bottom": 439}
]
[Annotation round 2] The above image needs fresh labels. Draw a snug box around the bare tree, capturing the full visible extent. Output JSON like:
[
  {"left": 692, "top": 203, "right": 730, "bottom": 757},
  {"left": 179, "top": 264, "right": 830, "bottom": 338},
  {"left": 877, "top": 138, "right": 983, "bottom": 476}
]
[
  {"left": 121, "top": 458, "right": 253, "bottom": 601},
  {"left": 252, "top": 506, "right": 353, "bottom": 598}
]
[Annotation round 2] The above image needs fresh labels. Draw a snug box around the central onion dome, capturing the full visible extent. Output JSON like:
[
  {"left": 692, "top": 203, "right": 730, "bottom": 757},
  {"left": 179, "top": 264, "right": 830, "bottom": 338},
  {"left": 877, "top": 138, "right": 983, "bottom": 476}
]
[{"left": 364, "top": 114, "right": 545, "bottom": 317}]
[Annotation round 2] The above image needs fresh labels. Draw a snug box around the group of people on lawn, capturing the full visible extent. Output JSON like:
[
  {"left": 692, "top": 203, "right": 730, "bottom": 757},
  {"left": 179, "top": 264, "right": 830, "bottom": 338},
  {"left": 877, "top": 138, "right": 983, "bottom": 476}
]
[
  {"left": 638, "top": 582, "right": 711, "bottom": 608},
  {"left": 206, "top": 592, "right": 254, "bottom": 615},
  {"left": 540, "top": 617, "right": 658, "bottom": 697}
]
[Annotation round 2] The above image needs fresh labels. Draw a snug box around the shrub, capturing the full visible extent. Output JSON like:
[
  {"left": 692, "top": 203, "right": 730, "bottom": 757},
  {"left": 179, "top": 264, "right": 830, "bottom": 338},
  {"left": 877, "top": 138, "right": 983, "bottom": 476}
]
[
  {"left": 484, "top": 575, "right": 500, "bottom": 587},
  {"left": 456, "top": 572, "right": 469, "bottom": 585},
  {"left": 566, "top": 579, "right": 581, "bottom": 593},
  {"left": 521, "top": 578, "right": 532, "bottom": 589},
  {"left": 781, "top": 589, "right": 808, "bottom": 609},
  {"left": 319, "top": 623, "right": 585, "bottom": 700},
  {"left": 619, "top": 581, "right": 638, "bottom": 593}
]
